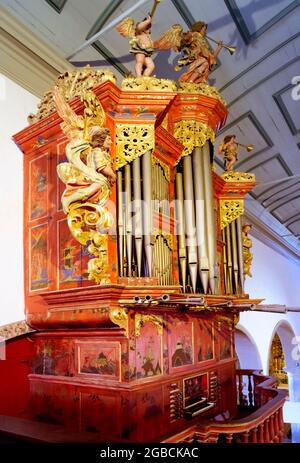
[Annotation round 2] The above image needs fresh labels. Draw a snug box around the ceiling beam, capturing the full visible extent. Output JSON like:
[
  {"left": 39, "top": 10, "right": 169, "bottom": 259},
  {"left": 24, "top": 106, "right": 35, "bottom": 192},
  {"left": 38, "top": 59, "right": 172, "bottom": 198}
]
[
  {"left": 86, "top": 0, "right": 124, "bottom": 40},
  {"left": 0, "top": 6, "right": 72, "bottom": 97},
  {"left": 45, "top": 0, "right": 68, "bottom": 14}
]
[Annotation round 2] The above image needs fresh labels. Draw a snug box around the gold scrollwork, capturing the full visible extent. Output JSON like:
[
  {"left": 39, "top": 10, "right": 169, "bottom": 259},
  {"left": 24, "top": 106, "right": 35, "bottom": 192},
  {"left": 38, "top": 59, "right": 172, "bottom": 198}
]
[
  {"left": 177, "top": 82, "right": 227, "bottom": 106},
  {"left": 68, "top": 203, "right": 111, "bottom": 284},
  {"left": 115, "top": 124, "right": 155, "bottom": 169},
  {"left": 135, "top": 314, "right": 164, "bottom": 337},
  {"left": 151, "top": 156, "right": 170, "bottom": 181},
  {"left": 109, "top": 308, "right": 129, "bottom": 336},
  {"left": 121, "top": 76, "right": 176, "bottom": 92},
  {"left": 173, "top": 120, "right": 215, "bottom": 159},
  {"left": 220, "top": 199, "right": 244, "bottom": 229},
  {"left": 221, "top": 171, "right": 256, "bottom": 183},
  {"left": 28, "top": 66, "right": 116, "bottom": 124}
]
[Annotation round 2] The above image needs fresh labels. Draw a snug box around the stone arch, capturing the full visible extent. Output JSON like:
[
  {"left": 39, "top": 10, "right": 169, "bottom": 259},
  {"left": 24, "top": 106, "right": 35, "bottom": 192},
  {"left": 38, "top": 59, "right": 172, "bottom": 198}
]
[
  {"left": 234, "top": 326, "right": 263, "bottom": 370},
  {"left": 269, "top": 320, "right": 297, "bottom": 373}
]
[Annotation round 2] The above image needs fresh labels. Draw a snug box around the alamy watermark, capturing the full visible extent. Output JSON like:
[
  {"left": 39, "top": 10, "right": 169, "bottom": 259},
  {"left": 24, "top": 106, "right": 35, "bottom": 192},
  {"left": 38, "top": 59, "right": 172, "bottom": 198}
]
[
  {"left": 291, "top": 76, "right": 300, "bottom": 101},
  {"left": 291, "top": 336, "right": 300, "bottom": 361}
]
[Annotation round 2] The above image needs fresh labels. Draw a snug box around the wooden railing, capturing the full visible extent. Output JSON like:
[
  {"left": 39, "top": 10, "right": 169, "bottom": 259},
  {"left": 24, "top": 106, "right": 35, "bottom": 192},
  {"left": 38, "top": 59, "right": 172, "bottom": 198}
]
[{"left": 163, "top": 370, "right": 287, "bottom": 443}]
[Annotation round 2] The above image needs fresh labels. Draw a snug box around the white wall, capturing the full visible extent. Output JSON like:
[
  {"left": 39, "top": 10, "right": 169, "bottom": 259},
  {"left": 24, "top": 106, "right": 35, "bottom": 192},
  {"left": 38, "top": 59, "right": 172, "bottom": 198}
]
[
  {"left": 0, "top": 74, "right": 38, "bottom": 326},
  {"left": 245, "top": 236, "right": 300, "bottom": 307}
]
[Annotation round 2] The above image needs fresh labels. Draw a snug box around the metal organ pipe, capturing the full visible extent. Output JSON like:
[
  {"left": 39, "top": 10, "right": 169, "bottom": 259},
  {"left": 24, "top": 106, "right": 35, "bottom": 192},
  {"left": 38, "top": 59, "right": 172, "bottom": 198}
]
[
  {"left": 117, "top": 170, "right": 124, "bottom": 277},
  {"left": 125, "top": 163, "right": 133, "bottom": 276},
  {"left": 142, "top": 151, "right": 153, "bottom": 276},
  {"left": 183, "top": 155, "right": 198, "bottom": 293},
  {"left": 175, "top": 173, "right": 187, "bottom": 291},
  {"left": 202, "top": 143, "right": 218, "bottom": 294},
  {"left": 225, "top": 224, "right": 233, "bottom": 294},
  {"left": 192, "top": 147, "right": 209, "bottom": 294},
  {"left": 230, "top": 221, "right": 239, "bottom": 293},
  {"left": 236, "top": 217, "right": 244, "bottom": 294},
  {"left": 132, "top": 157, "right": 143, "bottom": 276}
]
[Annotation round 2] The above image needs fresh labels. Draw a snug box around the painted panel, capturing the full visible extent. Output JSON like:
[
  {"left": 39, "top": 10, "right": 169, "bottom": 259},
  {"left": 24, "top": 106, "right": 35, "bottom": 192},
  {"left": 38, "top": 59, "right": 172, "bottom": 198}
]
[
  {"left": 80, "top": 392, "right": 120, "bottom": 436},
  {"left": 58, "top": 219, "right": 83, "bottom": 288},
  {"left": 195, "top": 319, "right": 214, "bottom": 362},
  {"left": 136, "top": 319, "right": 163, "bottom": 379},
  {"left": 30, "top": 223, "right": 49, "bottom": 291},
  {"left": 29, "top": 153, "right": 48, "bottom": 220},
  {"left": 77, "top": 341, "right": 121, "bottom": 380},
  {"left": 33, "top": 338, "right": 75, "bottom": 377},
  {"left": 168, "top": 318, "right": 193, "bottom": 369},
  {"left": 218, "top": 322, "right": 233, "bottom": 360}
]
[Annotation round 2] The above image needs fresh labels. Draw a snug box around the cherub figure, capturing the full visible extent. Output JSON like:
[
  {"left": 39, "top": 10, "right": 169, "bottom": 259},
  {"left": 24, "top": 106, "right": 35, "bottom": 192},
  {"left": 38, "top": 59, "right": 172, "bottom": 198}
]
[
  {"left": 154, "top": 21, "right": 223, "bottom": 83},
  {"left": 116, "top": 15, "right": 155, "bottom": 77},
  {"left": 218, "top": 134, "right": 239, "bottom": 171}
]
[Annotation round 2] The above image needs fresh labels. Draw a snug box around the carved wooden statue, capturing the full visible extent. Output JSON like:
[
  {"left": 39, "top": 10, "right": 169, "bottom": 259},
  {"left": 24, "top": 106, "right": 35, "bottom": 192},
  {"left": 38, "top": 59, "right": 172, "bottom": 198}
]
[
  {"left": 155, "top": 21, "right": 223, "bottom": 83},
  {"left": 242, "top": 223, "right": 253, "bottom": 279},
  {"left": 54, "top": 88, "right": 115, "bottom": 282}
]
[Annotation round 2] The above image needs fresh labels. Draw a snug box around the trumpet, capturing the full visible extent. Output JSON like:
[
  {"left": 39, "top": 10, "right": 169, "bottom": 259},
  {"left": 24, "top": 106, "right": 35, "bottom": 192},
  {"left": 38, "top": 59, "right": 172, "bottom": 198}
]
[
  {"left": 237, "top": 143, "right": 254, "bottom": 152},
  {"left": 206, "top": 35, "right": 236, "bottom": 55},
  {"left": 149, "top": 0, "right": 161, "bottom": 18}
]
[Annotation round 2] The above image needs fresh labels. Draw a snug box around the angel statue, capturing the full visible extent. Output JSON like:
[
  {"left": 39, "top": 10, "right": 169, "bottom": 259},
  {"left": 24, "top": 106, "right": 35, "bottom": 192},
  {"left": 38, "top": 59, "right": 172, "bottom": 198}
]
[
  {"left": 218, "top": 134, "right": 254, "bottom": 171},
  {"left": 116, "top": 15, "right": 155, "bottom": 77},
  {"left": 53, "top": 87, "right": 116, "bottom": 283},
  {"left": 154, "top": 21, "right": 224, "bottom": 83}
]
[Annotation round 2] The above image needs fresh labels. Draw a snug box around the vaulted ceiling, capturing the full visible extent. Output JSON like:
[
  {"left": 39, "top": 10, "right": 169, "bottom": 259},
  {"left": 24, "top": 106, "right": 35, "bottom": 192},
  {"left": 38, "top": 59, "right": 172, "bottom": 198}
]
[{"left": 1, "top": 0, "right": 300, "bottom": 260}]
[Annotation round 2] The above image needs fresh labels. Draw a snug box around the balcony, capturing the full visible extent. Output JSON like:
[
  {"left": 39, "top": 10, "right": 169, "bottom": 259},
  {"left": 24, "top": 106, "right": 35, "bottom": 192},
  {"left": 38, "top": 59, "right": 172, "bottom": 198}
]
[{"left": 163, "top": 369, "right": 287, "bottom": 443}]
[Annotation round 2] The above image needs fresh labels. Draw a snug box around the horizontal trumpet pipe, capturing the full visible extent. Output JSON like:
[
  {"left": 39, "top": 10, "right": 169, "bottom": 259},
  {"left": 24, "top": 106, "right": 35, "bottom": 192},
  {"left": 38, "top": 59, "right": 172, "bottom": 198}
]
[{"left": 206, "top": 35, "right": 236, "bottom": 54}]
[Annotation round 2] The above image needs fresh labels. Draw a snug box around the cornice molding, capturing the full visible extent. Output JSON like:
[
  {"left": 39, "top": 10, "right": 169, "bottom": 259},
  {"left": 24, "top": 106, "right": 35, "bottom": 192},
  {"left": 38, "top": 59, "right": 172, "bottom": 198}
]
[
  {"left": 244, "top": 210, "right": 300, "bottom": 266},
  {"left": 0, "top": 5, "right": 73, "bottom": 97},
  {"left": 0, "top": 320, "right": 34, "bottom": 341}
]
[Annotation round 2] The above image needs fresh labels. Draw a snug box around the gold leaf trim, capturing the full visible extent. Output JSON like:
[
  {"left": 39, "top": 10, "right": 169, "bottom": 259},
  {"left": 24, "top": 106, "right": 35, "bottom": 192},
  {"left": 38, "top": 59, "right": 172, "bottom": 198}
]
[
  {"left": 221, "top": 171, "right": 256, "bottom": 182},
  {"left": 135, "top": 314, "right": 164, "bottom": 337},
  {"left": 121, "top": 76, "right": 176, "bottom": 92},
  {"left": 220, "top": 199, "right": 244, "bottom": 229},
  {"left": 173, "top": 120, "right": 215, "bottom": 159},
  {"left": 28, "top": 66, "right": 116, "bottom": 124},
  {"left": 177, "top": 82, "right": 226, "bottom": 106},
  {"left": 115, "top": 124, "right": 155, "bottom": 169},
  {"left": 109, "top": 308, "right": 128, "bottom": 336},
  {"left": 153, "top": 230, "right": 173, "bottom": 250}
]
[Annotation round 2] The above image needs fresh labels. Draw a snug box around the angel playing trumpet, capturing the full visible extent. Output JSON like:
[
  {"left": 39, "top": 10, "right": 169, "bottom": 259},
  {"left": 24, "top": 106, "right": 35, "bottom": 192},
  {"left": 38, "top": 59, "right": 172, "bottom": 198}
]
[
  {"left": 218, "top": 134, "right": 254, "bottom": 171},
  {"left": 116, "top": 1, "right": 161, "bottom": 77},
  {"left": 155, "top": 21, "right": 231, "bottom": 83}
]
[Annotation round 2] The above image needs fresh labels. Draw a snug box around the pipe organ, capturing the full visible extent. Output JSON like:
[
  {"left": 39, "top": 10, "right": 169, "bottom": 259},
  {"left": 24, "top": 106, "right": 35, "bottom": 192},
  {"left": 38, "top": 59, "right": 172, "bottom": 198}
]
[{"left": 14, "top": 71, "right": 260, "bottom": 443}]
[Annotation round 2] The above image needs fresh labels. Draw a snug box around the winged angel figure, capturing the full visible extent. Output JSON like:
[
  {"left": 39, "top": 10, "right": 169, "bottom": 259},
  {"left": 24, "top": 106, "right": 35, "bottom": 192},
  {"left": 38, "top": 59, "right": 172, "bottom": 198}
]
[
  {"left": 116, "top": 15, "right": 155, "bottom": 77},
  {"left": 54, "top": 87, "right": 116, "bottom": 234},
  {"left": 154, "top": 21, "right": 223, "bottom": 83}
]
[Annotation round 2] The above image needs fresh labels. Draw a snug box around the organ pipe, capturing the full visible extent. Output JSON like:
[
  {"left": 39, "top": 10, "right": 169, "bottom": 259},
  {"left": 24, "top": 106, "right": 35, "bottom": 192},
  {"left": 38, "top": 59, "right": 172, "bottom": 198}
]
[
  {"left": 142, "top": 151, "right": 153, "bottom": 276},
  {"left": 132, "top": 157, "right": 143, "bottom": 276},
  {"left": 175, "top": 172, "right": 187, "bottom": 291}
]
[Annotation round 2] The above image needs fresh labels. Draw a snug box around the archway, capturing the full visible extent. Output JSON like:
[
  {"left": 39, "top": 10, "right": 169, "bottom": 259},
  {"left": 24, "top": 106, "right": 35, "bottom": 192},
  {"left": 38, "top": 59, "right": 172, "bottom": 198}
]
[{"left": 234, "top": 327, "right": 262, "bottom": 370}]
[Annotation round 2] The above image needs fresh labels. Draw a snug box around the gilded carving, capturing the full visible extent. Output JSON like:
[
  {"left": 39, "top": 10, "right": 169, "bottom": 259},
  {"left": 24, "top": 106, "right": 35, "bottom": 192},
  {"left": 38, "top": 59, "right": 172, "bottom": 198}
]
[
  {"left": 115, "top": 123, "right": 155, "bottom": 169},
  {"left": 28, "top": 66, "right": 116, "bottom": 123},
  {"left": 54, "top": 88, "right": 115, "bottom": 283},
  {"left": 220, "top": 199, "right": 244, "bottom": 229},
  {"left": 242, "top": 224, "right": 253, "bottom": 279},
  {"left": 173, "top": 120, "right": 215, "bottom": 158},
  {"left": 153, "top": 230, "right": 173, "bottom": 250},
  {"left": 0, "top": 321, "right": 34, "bottom": 341},
  {"left": 135, "top": 314, "right": 164, "bottom": 337},
  {"left": 121, "top": 76, "right": 176, "bottom": 92},
  {"left": 221, "top": 171, "right": 256, "bottom": 182},
  {"left": 151, "top": 155, "right": 170, "bottom": 181},
  {"left": 109, "top": 308, "right": 129, "bottom": 336},
  {"left": 177, "top": 82, "right": 226, "bottom": 106}
]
